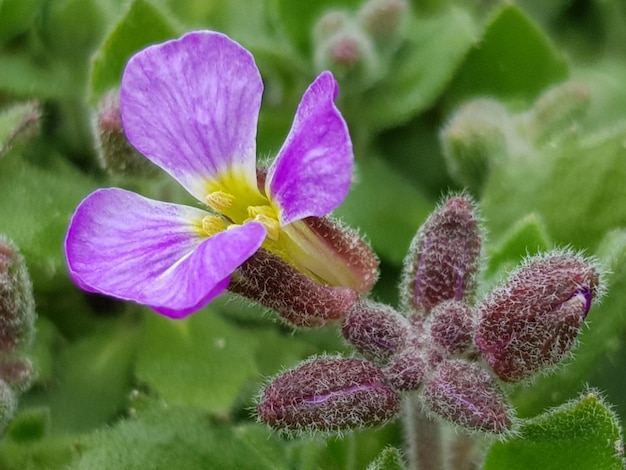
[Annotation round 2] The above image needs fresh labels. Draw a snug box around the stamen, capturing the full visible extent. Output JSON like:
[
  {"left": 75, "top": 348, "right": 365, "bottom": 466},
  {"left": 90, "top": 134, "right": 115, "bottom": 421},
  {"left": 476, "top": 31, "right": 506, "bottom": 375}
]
[
  {"left": 206, "top": 191, "right": 235, "bottom": 213},
  {"left": 247, "top": 205, "right": 280, "bottom": 240},
  {"left": 202, "top": 215, "right": 228, "bottom": 236}
]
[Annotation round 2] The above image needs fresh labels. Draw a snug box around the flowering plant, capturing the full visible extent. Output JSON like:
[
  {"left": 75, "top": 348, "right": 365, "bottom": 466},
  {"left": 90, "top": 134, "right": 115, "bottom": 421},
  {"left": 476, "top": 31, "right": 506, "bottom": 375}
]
[{"left": 1, "top": 1, "right": 626, "bottom": 469}]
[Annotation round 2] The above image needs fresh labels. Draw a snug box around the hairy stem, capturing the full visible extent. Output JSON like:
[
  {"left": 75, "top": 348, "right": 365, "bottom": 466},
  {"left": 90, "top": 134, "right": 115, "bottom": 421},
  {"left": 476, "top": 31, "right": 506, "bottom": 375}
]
[{"left": 403, "top": 394, "right": 443, "bottom": 470}]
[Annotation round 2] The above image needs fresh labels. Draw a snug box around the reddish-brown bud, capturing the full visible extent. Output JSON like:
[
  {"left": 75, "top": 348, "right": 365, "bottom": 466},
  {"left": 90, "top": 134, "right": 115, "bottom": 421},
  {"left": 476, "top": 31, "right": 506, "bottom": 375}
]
[
  {"left": 383, "top": 347, "right": 427, "bottom": 391},
  {"left": 257, "top": 357, "right": 400, "bottom": 433},
  {"left": 342, "top": 301, "right": 410, "bottom": 364},
  {"left": 401, "top": 195, "right": 482, "bottom": 317},
  {"left": 0, "top": 237, "right": 35, "bottom": 353},
  {"left": 0, "top": 357, "right": 34, "bottom": 392},
  {"left": 94, "top": 90, "right": 158, "bottom": 176},
  {"left": 422, "top": 359, "right": 512, "bottom": 434},
  {"left": 426, "top": 300, "right": 475, "bottom": 356},
  {"left": 229, "top": 249, "right": 357, "bottom": 328},
  {"left": 475, "top": 252, "right": 601, "bottom": 382}
]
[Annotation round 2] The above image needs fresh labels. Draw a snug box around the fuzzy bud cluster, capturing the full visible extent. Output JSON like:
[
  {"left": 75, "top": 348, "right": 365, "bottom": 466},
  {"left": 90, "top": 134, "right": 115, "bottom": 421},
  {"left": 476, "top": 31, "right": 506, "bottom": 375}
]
[
  {"left": 256, "top": 194, "right": 602, "bottom": 438},
  {"left": 0, "top": 236, "right": 37, "bottom": 433},
  {"left": 0, "top": 101, "right": 41, "bottom": 158},
  {"left": 312, "top": 0, "right": 408, "bottom": 90}
]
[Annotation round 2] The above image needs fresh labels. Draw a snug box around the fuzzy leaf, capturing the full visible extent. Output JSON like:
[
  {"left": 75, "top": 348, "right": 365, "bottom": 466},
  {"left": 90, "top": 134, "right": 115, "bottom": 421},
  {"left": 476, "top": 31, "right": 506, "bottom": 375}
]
[
  {"left": 335, "top": 154, "right": 432, "bottom": 265},
  {"left": 0, "top": 155, "right": 98, "bottom": 291},
  {"left": 366, "top": 446, "right": 405, "bottom": 470},
  {"left": 135, "top": 310, "right": 257, "bottom": 415},
  {"left": 69, "top": 405, "right": 288, "bottom": 470},
  {"left": 360, "top": 7, "right": 477, "bottom": 130},
  {"left": 446, "top": 5, "right": 568, "bottom": 105},
  {"left": 484, "top": 392, "right": 624, "bottom": 470}
]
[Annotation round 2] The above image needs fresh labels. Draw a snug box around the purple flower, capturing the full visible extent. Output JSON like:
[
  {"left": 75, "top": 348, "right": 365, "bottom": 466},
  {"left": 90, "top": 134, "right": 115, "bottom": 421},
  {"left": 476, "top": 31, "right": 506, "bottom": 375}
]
[{"left": 65, "top": 31, "right": 354, "bottom": 319}]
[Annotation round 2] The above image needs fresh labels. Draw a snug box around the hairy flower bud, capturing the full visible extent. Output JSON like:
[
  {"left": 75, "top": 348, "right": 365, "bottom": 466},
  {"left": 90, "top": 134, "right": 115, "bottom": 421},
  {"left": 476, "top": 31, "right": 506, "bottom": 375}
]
[
  {"left": 0, "top": 101, "right": 41, "bottom": 158},
  {"left": 475, "top": 252, "right": 600, "bottom": 382},
  {"left": 229, "top": 249, "right": 358, "bottom": 328},
  {"left": 528, "top": 81, "right": 590, "bottom": 143},
  {"left": 257, "top": 357, "right": 400, "bottom": 433},
  {"left": 426, "top": 300, "right": 475, "bottom": 356},
  {"left": 0, "top": 237, "right": 35, "bottom": 353},
  {"left": 93, "top": 90, "right": 158, "bottom": 176},
  {"left": 422, "top": 359, "right": 512, "bottom": 434},
  {"left": 440, "top": 99, "right": 514, "bottom": 194},
  {"left": 357, "top": 0, "right": 408, "bottom": 40},
  {"left": 342, "top": 300, "right": 410, "bottom": 364},
  {"left": 400, "top": 195, "right": 482, "bottom": 317},
  {"left": 383, "top": 347, "right": 427, "bottom": 391}
]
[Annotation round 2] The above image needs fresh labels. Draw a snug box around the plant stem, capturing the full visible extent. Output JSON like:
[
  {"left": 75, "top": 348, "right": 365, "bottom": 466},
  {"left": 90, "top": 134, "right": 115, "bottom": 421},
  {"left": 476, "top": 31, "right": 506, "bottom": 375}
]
[{"left": 403, "top": 394, "right": 443, "bottom": 470}]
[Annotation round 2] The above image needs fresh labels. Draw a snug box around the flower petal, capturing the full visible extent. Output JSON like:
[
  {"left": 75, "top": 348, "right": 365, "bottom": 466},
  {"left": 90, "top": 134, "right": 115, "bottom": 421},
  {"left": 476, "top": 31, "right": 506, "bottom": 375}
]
[
  {"left": 267, "top": 71, "right": 353, "bottom": 225},
  {"left": 65, "top": 188, "right": 267, "bottom": 318},
  {"left": 121, "top": 31, "right": 263, "bottom": 202}
]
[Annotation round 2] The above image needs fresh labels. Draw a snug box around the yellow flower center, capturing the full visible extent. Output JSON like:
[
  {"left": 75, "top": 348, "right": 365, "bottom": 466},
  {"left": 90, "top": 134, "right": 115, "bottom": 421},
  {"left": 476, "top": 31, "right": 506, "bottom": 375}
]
[{"left": 200, "top": 171, "right": 281, "bottom": 242}]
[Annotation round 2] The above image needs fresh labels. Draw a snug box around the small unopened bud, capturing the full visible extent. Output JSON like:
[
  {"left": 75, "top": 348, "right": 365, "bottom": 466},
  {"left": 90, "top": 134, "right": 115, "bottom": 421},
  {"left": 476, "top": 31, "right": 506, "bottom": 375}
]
[
  {"left": 342, "top": 300, "right": 410, "bottom": 364},
  {"left": 400, "top": 195, "right": 482, "bottom": 317},
  {"left": 383, "top": 347, "right": 427, "bottom": 391},
  {"left": 313, "top": 10, "right": 351, "bottom": 42},
  {"left": 94, "top": 90, "right": 158, "bottom": 177},
  {"left": 422, "top": 359, "right": 512, "bottom": 434},
  {"left": 257, "top": 357, "right": 400, "bottom": 433},
  {"left": 357, "top": 0, "right": 408, "bottom": 40},
  {"left": 313, "top": 27, "right": 379, "bottom": 89},
  {"left": 0, "top": 378, "right": 17, "bottom": 435},
  {"left": 528, "top": 81, "right": 590, "bottom": 143},
  {"left": 0, "top": 101, "right": 41, "bottom": 158},
  {"left": 426, "top": 300, "right": 475, "bottom": 356},
  {"left": 475, "top": 252, "right": 601, "bottom": 382},
  {"left": 440, "top": 99, "right": 513, "bottom": 194},
  {"left": 0, "top": 236, "right": 36, "bottom": 353},
  {"left": 229, "top": 249, "right": 357, "bottom": 328}
]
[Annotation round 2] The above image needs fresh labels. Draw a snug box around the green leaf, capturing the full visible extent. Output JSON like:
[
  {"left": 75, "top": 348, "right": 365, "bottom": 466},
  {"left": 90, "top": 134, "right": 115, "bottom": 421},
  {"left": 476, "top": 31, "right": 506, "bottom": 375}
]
[
  {"left": 512, "top": 229, "right": 626, "bottom": 417},
  {"left": 0, "top": 0, "right": 45, "bottom": 42},
  {"left": 484, "top": 392, "right": 624, "bottom": 470},
  {"left": 69, "top": 405, "right": 289, "bottom": 470},
  {"left": 22, "top": 320, "right": 139, "bottom": 433},
  {"left": 367, "top": 446, "right": 405, "bottom": 470},
  {"left": 446, "top": 5, "right": 568, "bottom": 105},
  {"left": 334, "top": 154, "right": 433, "bottom": 265},
  {"left": 481, "top": 124, "right": 626, "bottom": 251},
  {"left": 0, "top": 155, "right": 98, "bottom": 291},
  {"left": 135, "top": 310, "right": 258, "bottom": 415},
  {"left": 485, "top": 213, "right": 552, "bottom": 282},
  {"left": 0, "top": 52, "right": 76, "bottom": 99},
  {"left": 358, "top": 7, "right": 477, "bottom": 130},
  {"left": 89, "top": 0, "right": 178, "bottom": 102}
]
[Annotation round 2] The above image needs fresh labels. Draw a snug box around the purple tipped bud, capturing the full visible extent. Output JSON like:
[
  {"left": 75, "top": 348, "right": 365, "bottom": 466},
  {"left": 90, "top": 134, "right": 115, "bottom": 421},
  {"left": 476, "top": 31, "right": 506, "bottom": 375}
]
[
  {"left": 401, "top": 195, "right": 482, "bottom": 317},
  {"left": 257, "top": 357, "right": 400, "bottom": 433},
  {"left": 383, "top": 347, "right": 427, "bottom": 391},
  {"left": 342, "top": 301, "right": 410, "bottom": 364},
  {"left": 422, "top": 359, "right": 512, "bottom": 434},
  {"left": 426, "top": 300, "right": 475, "bottom": 356},
  {"left": 475, "top": 252, "right": 600, "bottom": 382},
  {"left": 0, "top": 237, "right": 35, "bottom": 353},
  {"left": 229, "top": 249, "right": 357, "bottom": 328},
  {"left": 94, "top": 90, "right": 157, "bottom": 177}
]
